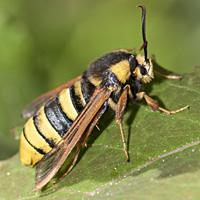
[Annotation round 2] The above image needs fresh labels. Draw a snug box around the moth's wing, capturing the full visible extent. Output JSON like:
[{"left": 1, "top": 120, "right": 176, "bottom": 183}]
[
  {"left": 35, "top": 87, "right": 112, "bottom": 191},
  {"left": 22, "top": 75, "right": 82, "bottom": 118}
]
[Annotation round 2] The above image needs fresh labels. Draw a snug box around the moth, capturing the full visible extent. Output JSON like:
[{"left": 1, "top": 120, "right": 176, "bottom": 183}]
[{"left": 19, "top": 5, "right": 189, "bottom": 190}]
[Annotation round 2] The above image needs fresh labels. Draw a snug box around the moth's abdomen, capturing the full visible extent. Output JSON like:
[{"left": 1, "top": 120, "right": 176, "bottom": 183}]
[{"left": 20, "top": 80, "right": 87, "bottom": 166}]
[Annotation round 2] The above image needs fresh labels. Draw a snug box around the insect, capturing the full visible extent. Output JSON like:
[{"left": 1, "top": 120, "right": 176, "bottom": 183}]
[{"left": 20, "top": 5, "right": 189, "bottom": 191}]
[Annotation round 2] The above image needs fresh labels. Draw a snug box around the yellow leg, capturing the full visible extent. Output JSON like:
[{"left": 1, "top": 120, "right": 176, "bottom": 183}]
[
  {"left": 154, "top": 70, "right": 182, "bottom": 80},
  {"left": 119, "top": 122, "right": 130, "bottom": 162},
  {"left": 116, "top": 85, "right": 130, "bottom": 162},
  {"left": 136, "top": 92, "right": 189, "bottom": 114}
]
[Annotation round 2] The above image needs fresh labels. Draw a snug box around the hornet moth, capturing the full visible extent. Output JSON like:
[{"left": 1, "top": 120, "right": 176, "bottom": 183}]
[{"left": 19, "top": 5, "right": 189, "bottom": 191}]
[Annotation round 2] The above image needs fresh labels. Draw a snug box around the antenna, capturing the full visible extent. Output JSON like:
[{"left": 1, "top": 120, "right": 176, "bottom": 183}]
[{"left": 137, "top": 5, "right": 148, "bottom": 60}]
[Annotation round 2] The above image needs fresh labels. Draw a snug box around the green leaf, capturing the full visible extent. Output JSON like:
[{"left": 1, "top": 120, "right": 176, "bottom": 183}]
[{"left": 1, "top": 67, "right": 200, "bottom": 200}]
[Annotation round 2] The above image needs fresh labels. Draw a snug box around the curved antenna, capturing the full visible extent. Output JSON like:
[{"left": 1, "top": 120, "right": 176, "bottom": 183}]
[{"left": 137, "top": 5, "right": 148, "bottom": 60}]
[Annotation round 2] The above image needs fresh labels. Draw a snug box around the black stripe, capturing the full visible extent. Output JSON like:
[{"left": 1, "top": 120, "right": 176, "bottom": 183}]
[
  {"left": 23, "top": 128, "right": 45, "bottom": 155},
  {"left": 33, "top": 115, "right": 55, "bottom": 148},
  {"left": 81, "top": 79, "right": 95, "bottom": 104},
  {"left": 44, "top": 95, "right": 73, "bottom": 137},
  {"left": 64, "top": 90, "right": 102, "bottom": 142},
  {"left": 70, "top": 85, "right": 85, "bottom": 113}
]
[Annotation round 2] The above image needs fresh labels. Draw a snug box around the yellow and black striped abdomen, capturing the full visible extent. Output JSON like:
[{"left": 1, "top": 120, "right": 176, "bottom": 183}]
[{"left": 20, "top": 80, "right": 87, "bottom": 166}]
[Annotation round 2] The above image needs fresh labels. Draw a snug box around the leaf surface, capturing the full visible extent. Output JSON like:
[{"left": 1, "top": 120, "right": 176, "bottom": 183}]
[{"left": 0, "top": 67, "right": 200, "bottom": 200}]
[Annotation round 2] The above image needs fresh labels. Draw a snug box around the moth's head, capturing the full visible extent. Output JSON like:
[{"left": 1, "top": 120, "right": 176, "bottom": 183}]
[
  {"left": 131, "top": 5, "right": 153, "bottom": 83},
  {"left": 133, "top": 54, "right": 153, "bottom": 83}
]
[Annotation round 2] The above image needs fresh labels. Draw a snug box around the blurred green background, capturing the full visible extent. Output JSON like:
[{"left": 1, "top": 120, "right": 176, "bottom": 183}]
[{"left": 0, "top": 0, "right": 200, "bottom": 160}]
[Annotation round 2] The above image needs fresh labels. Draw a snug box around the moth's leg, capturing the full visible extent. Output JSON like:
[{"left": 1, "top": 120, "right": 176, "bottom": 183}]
[
  {"left": 150, "top": 54, "right": 182, "bottom": 80},
  {"left": 193, "top": 66, "right": 200, "bottom": 70},
  {"left": 136, "top": 92, "right": 189, "bottom": 114},
  {"left": 153, "top": 70, "right": 182, "bottom": 80},
  {"left": 115, "top": 85, "right": 130, "bottom": 162},
  {"left": 53, "top": 102, "right": 108, "bottom": 184}
]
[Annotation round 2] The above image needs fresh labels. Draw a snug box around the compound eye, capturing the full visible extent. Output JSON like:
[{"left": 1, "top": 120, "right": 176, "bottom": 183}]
[{"left": 140, "top": 66, "right": 147, "bottom": 75}]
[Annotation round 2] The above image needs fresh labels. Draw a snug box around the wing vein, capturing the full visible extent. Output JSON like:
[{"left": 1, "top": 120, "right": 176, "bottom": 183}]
[{"left": 35, "top": 87, "right": 112, "bottom": 191}]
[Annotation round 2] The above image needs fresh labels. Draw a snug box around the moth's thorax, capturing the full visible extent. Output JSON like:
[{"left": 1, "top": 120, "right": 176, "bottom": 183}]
[
  {"left": 109, "top": 59, "right": 130, "bottom": 84},
  {"left": 85, "top": 51, "right": 154, "bottom": 94},
  {"left": 85, "top": 51, "right": 132, "bottom": 88}
]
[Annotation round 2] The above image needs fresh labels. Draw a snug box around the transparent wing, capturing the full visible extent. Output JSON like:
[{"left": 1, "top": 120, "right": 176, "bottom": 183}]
[
  {"left": 35, "top": 87, "right": 112, "bottom": 191},
  {"left": 22, "top": 75, "right": 82, "bottom": 118}
]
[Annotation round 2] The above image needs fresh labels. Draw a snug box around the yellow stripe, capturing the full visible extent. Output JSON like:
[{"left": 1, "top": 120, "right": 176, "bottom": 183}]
[
  {"left": 59, "top": 88, "right": 78, "bottom": 121},
  {"left": 24, "top": 117, "right": 52, "bottom": 153},
  {"left": 109, "top": 60, "right": 130, "bottom": 84},
  {"left": 108, "top": 98, "right": 117, "bottom": 111},
  {"left": 20, "top": 132, "right": 43, "bottom": 166},
  {"left": 36, "top": 107, "right": 62, "bottom": 145},
  {"left": 88, "top": 76, "right": 101, "bottom": 87},
  {"left": 74, "top": 80, "right": 86, "bottom": 106}
]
